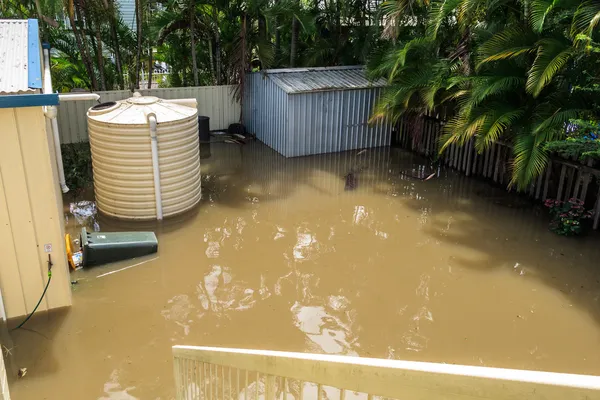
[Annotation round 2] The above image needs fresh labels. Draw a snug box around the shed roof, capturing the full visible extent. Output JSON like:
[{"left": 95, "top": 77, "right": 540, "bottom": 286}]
[
  {"left": 0, "top": 19, "right": 42, "bottom": 95},
  {"left": 262, "top": 66, "right": 386, "bottom": 94}
]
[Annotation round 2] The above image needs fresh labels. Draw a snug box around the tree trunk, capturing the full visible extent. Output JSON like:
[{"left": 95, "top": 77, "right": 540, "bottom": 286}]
[
  {"left": 274, "top": 0, "right": 281, "bottom": 64},
  {"left": 93, "top": 13, "right": 107, "bottom": 91},
  {"left": 214, "top": 8, "right": 222, "bottom": 85},
  {"left": 190, "top": 0, "right": 199, "bottom": 86},
  {"left": 208, "top": 38, "right": 216, "bottom": 84},
  {"left": 290, "top": 15, "right": 299, "bottom": 67},
  {"left": 34, "top": 0, "right": 47, "bottom": 40},
  {"left": 108, "top": 0, "right": 124, "bottom": 89},
  {"left": 239, "top": 13, "right": 247, "bottom": 122},
  {"left": 135, "top": 0, "right": 143, "bottom": 89},
  {"left": 147, "top": 45, "right": 153, "bottom": 89},
  {"left": 71, "top": 1, "right": 98, "bottom": 90}
]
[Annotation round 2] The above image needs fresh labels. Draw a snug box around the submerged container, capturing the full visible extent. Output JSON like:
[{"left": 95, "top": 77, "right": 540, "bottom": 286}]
[
  {"left": 198, "top": 115, "right": 210, "bottom": 142},
  {"left": 80, "top": 228, "right": 158, "bottom": 267},
  {"left": 87, "top": 93, "right": 201, "bottom": 220}
]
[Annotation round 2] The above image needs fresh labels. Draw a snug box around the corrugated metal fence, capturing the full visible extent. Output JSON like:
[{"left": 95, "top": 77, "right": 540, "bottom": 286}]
[
  {"left": 396, "top": 114, "right": 600, "bottom": 229},
  {"left": 57, "top": 85, "right": 240, "bottom": 144}
]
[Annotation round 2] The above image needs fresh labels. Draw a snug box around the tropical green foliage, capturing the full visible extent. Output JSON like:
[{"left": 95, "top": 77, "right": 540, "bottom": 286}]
[
  {"left": 370, "top": 0, "right": 600, "bottom": 189},
  {"left": 61, "top": 142, "right": 93, "bottom": 191},
  {"left": 6, "top": 0, "right": 381, "bottom": 95}
]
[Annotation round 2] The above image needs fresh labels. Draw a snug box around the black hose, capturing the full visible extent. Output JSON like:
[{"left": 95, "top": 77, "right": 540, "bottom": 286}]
[{"left": 11, "top": 270, "right": 52, "bottom": 331}]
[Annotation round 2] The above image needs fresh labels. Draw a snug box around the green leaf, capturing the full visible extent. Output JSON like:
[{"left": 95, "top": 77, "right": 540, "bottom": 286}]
[
  {"left": 571, "top": 0, "right": 600, "bottom": 36},
  {"left": 511, "top": 133, "right": 550, "bottom": 190},
  {"left": 530, "top": 0, "right": 561, "bottom": 32},
  {"left": 526, "top": 39, "right": 572, "bottom": 97},
  {"left": 477, "top": 27, "right": 536, "bottom": 68}
]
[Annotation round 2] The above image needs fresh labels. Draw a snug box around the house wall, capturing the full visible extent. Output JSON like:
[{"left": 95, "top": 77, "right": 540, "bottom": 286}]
[
  {"left": 244, "top": 73, "right": 289, "bottom": 155},
  {"left": 0, "top": 106, "right": 71, "bottom": 319}
]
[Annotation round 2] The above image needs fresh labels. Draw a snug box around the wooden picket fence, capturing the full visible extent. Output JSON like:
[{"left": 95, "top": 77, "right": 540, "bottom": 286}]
[{"left": 395, "top": 113, "right": 600, "bottom": 230}]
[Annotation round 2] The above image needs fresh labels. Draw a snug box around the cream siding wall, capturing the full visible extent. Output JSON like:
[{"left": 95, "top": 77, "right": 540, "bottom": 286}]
[{"left": 0, "top": 106, "right": 71, "bottom": 319}]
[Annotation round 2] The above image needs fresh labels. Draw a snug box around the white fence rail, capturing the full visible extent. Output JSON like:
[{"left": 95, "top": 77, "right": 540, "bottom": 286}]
[
  {"left": 56, "top": 86, "right": 241, "bottom": 144},
  {"left": 172, "top": 346, "right": 600, "bottom": 400}
]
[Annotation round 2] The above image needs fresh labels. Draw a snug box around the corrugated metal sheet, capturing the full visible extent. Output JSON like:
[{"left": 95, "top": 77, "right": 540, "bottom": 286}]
[
  {"left": 0, "top": 19, "right": 34, "bottom": 95},
  {"left": 245, "top": 72, "right": 289, "bottom": 155},
  {"left": 57, "top": 86, "right": 240, "bottom": 144},
  {"left": 244, "top": 69, "right": 392, "bottom": 158},
  {"left": 116, "top": 0, "right": 136, "bottom": 30},
  {"left": 263, "top": 66, "right": 386, "bottom": 94}
]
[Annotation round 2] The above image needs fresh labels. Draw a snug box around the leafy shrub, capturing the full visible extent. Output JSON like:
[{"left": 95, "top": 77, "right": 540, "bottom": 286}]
[
  {"left": 61, "top": 142, "right": 93, "bottom": 191},
  {"left": 544, "top": 198, "right": 593, "bottom": 236}
]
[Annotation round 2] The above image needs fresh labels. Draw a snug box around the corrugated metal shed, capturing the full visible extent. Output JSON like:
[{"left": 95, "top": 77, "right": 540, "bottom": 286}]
[
  {"left": 244, "top": 66, "right": 392, "bottom": 158},
  {"left": 265, "top": 66, "right": 386, "bottom": 93},
  {"left": 0, "top": 19, "right": 39, "bottom": 95}
]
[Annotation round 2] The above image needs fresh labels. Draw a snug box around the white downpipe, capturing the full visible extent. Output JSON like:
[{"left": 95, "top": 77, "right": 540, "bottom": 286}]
[
  {"left": 42, "top": 48, "right": 69, "bottom": 193},
  {"left": 58, "top": 93, "right": 100, "bottom": 102},
  {"left": 147, "top": 113, "right": 163, "bottom": 220},
  {"left": 162, "top": 98, "right": 198, "bottom": 109}
]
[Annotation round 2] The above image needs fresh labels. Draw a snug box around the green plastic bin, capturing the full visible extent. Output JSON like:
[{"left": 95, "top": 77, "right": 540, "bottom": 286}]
[{"left": 81, "top": 228, "right": 158, "bottom": 267}]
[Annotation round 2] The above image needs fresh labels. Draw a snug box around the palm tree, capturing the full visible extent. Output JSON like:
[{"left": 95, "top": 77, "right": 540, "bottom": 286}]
[{"left": 371, "top": 0, "right": 600, "bottom": 189}]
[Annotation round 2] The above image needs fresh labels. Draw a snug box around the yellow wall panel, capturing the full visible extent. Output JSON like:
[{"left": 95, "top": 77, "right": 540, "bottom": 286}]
[{"left": 0, "top": 107, "right": 71, "bottom": 319}]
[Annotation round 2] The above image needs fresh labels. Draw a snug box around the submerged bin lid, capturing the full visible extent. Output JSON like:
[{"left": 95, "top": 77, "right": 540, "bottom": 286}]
[{"left": 87, "top": 93, "right": 197, "bottom": 125}]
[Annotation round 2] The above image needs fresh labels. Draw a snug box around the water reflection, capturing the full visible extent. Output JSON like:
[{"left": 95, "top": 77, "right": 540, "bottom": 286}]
[{"left": 9, "top": 141, "right": 600, "bottom": 400}]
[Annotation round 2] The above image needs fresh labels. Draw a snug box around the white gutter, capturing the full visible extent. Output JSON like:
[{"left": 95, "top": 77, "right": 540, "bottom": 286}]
[
  {"left": 147, "top": 113, "right": 163, "bottom": 220},
  {"left": 42, "top": 48, "right": 69, "bottom": 193},
  {"left": 58, "top": 93, "right": 100, "bottom": 102}
]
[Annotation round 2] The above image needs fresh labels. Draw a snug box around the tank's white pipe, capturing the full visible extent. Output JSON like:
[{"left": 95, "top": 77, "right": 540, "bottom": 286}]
[
  {"left": 58, "top": 93, "right": 100, "bottom": 102},
  {"left": 42, "top": 48, "right": 69, "bottom": 193},
  {"left": 147, "top": 113, "right": 163, "bottom": 220},
  {"left": 162, "top": 98, "right": 198, "bottom": 109}
]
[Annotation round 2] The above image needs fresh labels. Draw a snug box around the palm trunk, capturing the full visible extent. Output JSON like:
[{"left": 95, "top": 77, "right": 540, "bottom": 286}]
[
  {"left": 290, "top": 15, "right": 299, "bottom": 67},
  {"left": 108, "top": 0, "right": 124, "bottom": 89},
  {"left": 34, "top": 0, "right": 47, "bottom": 40},
  {"left": 147, "top": 45, "right": 153, "bottom": 89},
  {"left": 239, "top": 13, "right": 247, "bottom": 122},
  {"left": 70, "top": 2, "right": 98, "bottom": 90},
  {"left": 214, "top": 9, "right": 222, "bottom": 85},
  {"left": 135, "top": 0, "right": 143, "bottom": 89},
  {"left": 94, "top": 19, "right": 107, "bottom": 91},
  {"left": 208, "top": 38, "right": 216, "bottom": 84},
  {"left": 274, "top": 0, "right": 281, "bottom": 64},
  {"left": 190, "top": 0, "right": 199, "bottom": 86}
]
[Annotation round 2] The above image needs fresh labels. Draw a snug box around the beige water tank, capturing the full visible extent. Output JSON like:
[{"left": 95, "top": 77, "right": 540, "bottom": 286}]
[{"left": 87, "top": 94, "right": 201, "bottom": 220}]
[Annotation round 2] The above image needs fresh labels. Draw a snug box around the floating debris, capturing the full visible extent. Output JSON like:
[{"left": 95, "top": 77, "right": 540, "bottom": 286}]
[{"left": 18, "top": 368, "right": 27, "bottom": 378}]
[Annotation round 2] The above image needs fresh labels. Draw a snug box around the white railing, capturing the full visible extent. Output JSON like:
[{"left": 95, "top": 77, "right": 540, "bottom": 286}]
[{"left": 172, "top": 346, "right": 600, "bottom": 400}]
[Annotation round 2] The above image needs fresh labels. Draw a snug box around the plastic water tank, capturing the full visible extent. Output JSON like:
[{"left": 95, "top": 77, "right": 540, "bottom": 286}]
[{"left": 87, "top": 94, "right": 201, "bottom": 220}]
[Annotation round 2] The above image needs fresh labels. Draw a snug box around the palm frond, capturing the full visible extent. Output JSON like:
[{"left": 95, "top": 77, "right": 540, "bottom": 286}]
[
  {"left": 427, "top": 0, "right": 463, "bottom": 38},
  {"left": 475, "top": 106, "right": 525, "bottom": 151},
  {"left": 530, "top": 0, "right": 560, "bottom": 32},
  {"left": 510, "top": 133, "right": 549, "bottom": 190},
  {"left": 477, "top": 27, "right": 536, "bottom": 68},
  {"left": 571, "top": 0, "right": 600, "bottom": 36},
  {"left": 526, "top": 38, "right": 572, "bottom": 97}
]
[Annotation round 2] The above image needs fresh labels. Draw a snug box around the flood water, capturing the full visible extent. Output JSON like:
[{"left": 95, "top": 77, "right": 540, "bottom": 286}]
[{"left": 5, "top": 141, "right": 600, "bottom": 399}]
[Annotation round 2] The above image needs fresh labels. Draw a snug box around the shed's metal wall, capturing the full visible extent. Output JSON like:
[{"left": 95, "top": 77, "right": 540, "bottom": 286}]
[
  {"left": 245, "top": 73, "right": 289, "bottom": 155},
  {"left": 245, "top": 73, "right": 391, "bottom": 158},
  {"left": 287, "top": 87, "right": 391, "bottom": 157}
]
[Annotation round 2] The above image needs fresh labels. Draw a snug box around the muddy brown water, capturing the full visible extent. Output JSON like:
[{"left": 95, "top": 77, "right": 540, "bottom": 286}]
[{"left": 5, "top": 142, "right": 600, "bottom": 399}]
